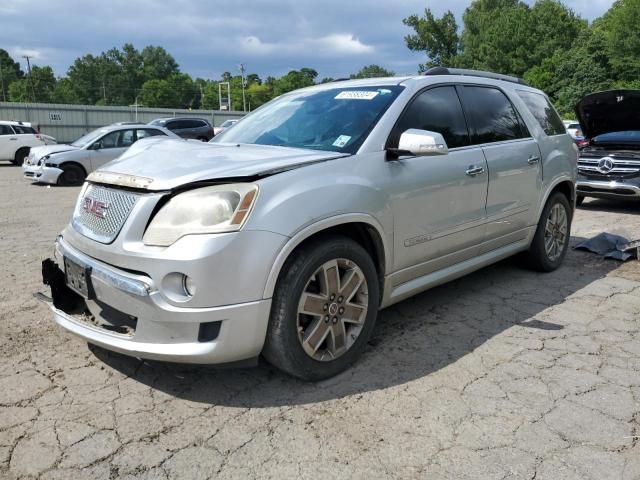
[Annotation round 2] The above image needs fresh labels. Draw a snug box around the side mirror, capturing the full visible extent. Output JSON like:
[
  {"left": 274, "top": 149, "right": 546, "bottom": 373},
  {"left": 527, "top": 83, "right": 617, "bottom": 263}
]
[
  {"left": 397, "top": 129, "right": 449, "bottom": 156},
  {"left": 89, "top": 142, "right": 101, "bottom": 150}
]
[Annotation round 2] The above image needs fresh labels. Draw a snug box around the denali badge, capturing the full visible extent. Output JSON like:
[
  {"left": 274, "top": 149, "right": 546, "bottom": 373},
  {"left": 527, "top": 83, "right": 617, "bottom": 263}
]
[
  {"left": 597, "top": 157, "right": 614, "bottom": 174},
  {"left": 82, "top": 197, "right": 109, "bottom": 219}
]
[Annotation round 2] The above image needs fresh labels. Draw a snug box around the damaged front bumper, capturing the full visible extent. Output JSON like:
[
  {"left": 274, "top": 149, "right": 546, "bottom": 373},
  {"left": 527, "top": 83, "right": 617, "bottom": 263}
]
[{"left": 37, "top": 237, "right": 271, "bottom": 364}]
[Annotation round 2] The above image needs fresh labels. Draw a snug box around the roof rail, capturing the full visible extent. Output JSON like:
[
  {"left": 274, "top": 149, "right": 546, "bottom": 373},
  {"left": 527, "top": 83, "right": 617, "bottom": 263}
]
[{"left": 423, "top": 67, "right": 529, "bottom": 86}]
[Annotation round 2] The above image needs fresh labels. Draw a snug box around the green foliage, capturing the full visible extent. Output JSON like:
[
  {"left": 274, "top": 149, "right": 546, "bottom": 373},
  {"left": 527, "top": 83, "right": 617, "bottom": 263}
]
[
  {"left": 8, "top": 66, "right": 56, "bottom": 103},
  {"left": 0, "top": 49, "right": 24, "bottom": 101},
  {"left": 350, "top": 65, "right": 395, "bottom": 78},
  {"left": 403, "top": 9, "right": 459, "bottom": 71}
]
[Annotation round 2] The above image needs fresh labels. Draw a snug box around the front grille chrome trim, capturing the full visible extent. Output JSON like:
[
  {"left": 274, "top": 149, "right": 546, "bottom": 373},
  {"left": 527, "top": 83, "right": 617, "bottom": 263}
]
[{"left": 72, "top": 184, "right": 141, "bottom": 244}]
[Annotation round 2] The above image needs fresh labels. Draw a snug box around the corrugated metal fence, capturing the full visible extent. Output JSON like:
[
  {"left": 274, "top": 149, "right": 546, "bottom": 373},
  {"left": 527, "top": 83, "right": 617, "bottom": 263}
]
[{"left": 0, "top": 102, "right": 245, "bottom": 143}]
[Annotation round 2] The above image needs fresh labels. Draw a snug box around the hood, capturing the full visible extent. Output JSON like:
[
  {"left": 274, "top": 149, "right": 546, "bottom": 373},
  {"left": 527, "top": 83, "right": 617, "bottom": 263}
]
[
  {"left": 91, "top": 138, "right": 349, "bottom": 190},
  {"left": 575, "top": 90, "right": 640, "bottom": 139},
  {"left": 31, "top": 144, "right": 78, "bottom": 158}
]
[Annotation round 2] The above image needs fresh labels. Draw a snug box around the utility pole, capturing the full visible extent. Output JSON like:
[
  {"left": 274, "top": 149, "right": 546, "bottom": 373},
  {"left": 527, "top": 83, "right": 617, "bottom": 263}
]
[
  {"left": 22, "top": 55, "right": 36, "bottom": 103},
  {"left": 239, "top": 63, "right": 247, "bottom": 112},
  {"left": 0, "top": 65, "right": 5, "bottom": 102}
]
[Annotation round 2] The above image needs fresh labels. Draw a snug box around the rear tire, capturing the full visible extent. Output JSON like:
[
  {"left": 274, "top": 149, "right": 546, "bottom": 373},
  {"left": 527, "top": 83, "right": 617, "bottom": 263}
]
[
  {"left": 576, "top": 195, "right": 585, "bottom": 206},
  {"left": 13, "top": 147, "right": 29, "bottom": 165},
  {"left": 525, "top": 192, "right": 572, "bottom": 272},
  {"left": 263, "top": 236, "right": 380, "bottom": 381},
  {"left": 57, "top": 164, "right": 86, "bottom": 186}
]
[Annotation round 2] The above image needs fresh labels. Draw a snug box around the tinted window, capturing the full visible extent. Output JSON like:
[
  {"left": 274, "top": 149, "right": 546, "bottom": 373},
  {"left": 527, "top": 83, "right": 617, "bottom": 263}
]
[
  {"left": 167, "top": 120, "right": 188, "bottom": 130},
  {"left": 460, "top": 86, "right": 528, "bottom": 144},
  {"left": 517, "top": 91, "right": 566, "bottom": 136},
  {"left": 388, "top": 86, "right": 470, "bottom": 149},
  {"left": 13, "top": 125, "right": 37, "bottom": 134},
  {"left": 137, "top": 128, "right": 166, "bottom": 140},
  {"left": 0, "top": 125, "right": 14, "bottom": 135}
]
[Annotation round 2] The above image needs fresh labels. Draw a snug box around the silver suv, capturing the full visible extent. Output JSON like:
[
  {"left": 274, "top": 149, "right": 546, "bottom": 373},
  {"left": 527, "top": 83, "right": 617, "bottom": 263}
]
[{"left": 39, "top": 69, "right": 577, "bottom": 380}]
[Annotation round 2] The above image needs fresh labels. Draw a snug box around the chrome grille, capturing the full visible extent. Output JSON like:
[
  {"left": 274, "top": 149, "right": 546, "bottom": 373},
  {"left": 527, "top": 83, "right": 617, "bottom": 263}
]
[
  {"left": 578, "top": 156, "right": 640, "bottom": 175},
  {"left": 72, "top": 184, "right": 140, "bottom": 243}
]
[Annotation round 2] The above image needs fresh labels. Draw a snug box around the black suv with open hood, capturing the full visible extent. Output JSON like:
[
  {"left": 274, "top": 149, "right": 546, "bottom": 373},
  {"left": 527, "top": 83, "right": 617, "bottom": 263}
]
[{"left": 575, "top": 90, "right": 640, "bottom": 204}]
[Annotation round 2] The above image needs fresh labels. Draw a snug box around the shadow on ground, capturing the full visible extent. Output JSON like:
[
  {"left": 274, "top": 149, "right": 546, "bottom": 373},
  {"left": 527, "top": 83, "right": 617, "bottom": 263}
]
[
  {"left": 92, "top": 236, "right": 622, "bottom": 407},
  {"left": 579, "top": 197, "right": 640, "bottom": 216}
]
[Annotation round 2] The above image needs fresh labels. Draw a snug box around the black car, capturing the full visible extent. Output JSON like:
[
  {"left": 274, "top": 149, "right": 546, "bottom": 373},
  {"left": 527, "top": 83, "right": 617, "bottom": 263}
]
[
  {"left": 575, "top": 90, "right": 640, "bottom": 205},
  {"left": 148, "top": 117, "right": 214, "bottom": 141}
]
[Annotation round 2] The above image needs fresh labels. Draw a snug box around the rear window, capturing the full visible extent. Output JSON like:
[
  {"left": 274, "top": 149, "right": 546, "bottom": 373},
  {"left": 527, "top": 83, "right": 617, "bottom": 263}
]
[
  {"left": 517, "top": 91, "right": 566, "bottom": 136},
  {"left": 14, "top": 126, "right": 37, "bottom": 134}
]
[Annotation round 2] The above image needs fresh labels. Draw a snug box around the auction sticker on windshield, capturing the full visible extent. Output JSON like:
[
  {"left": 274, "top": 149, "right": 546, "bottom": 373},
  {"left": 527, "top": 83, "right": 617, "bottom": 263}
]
[
  {"left": 335, "top": 91, "right": 379, "bottom": 100},
  {"left": 333, "top": 135, "right": 352, "bottom": 147}
]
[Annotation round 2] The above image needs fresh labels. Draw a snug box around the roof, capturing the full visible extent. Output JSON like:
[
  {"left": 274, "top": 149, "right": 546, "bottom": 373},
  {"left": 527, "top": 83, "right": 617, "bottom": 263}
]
[{"left": 0, "top": 120, "right": 32, "bottom": 126}]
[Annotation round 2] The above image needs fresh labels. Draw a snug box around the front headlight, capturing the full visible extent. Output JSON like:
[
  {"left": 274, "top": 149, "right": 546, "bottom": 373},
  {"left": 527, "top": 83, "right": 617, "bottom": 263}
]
[
  {"left": 37, "top": 155, "right": 50, "bottom": 166},
  {"left": 142, "top": 183, "right": 258, "bottom": 246}
]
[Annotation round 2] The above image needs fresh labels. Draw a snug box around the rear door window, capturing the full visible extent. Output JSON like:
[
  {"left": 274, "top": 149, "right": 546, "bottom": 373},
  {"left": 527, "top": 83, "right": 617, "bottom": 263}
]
[
  {"left": 388, "top": 85, "right": 471, "bottom": 149},
  {"left": 517, "top": 91, "right": 566, "bottom": 136},
  {"left": 459, "top": 86, "right": 529, "bottom": 144}
]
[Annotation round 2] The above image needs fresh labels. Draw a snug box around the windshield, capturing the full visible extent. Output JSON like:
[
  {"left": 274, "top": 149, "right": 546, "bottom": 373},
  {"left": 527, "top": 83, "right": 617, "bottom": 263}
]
[
  {"left": 71, "top": 129, "right": 108, "bottom": 148},
  {"left": 211, "top": 85, "right": 403, "bottom": 154}
]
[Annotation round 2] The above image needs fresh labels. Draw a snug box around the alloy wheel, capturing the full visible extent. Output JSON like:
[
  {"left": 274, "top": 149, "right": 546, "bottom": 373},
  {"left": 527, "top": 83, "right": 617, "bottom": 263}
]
[
  {"left": 544, "top": 203, "right": 568, "bottom": 262},
  {"left": 296, "top": 258, "right": 368, "bottom": 361}
]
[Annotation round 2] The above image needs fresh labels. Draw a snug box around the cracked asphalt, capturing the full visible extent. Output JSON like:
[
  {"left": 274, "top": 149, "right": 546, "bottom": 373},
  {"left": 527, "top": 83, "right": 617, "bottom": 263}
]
[{"left": 1, "top": 165, "right": 639, "bottom": 479}]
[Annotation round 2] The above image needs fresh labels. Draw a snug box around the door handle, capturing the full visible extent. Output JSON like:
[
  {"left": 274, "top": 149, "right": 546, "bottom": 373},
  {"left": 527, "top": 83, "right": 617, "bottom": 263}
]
[
  {"left": 465, "top": 165, "right": 485, "bottom": 176},
  {"left": 527, "top": 155, "right": 540, "bottom": 165},
  {"left": 9, "top": 137, "right": 17, "bottom": 141}
]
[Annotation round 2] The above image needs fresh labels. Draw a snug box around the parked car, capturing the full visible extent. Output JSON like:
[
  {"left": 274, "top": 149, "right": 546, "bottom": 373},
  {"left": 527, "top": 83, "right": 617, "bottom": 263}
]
[
  {"left": 575, "top": 90, "right": 640, "bottom": 205},
  {"left": 148, "top": 117, "right": 214, "bottom": 141},
  {"left": 23, "top": 124, "right": 178, "bottom": 186},
  {"left": 213, "top": 119, "right": 239, "bottom": 136},
  {"left": 0, "top": 120, "right": 57, "bottom": 165},
  {"left": 38, "top": 68, "right": 576, "bottom": 380},
  {"left": 563, "top": 120, "right": 583, "bottom": 139}
]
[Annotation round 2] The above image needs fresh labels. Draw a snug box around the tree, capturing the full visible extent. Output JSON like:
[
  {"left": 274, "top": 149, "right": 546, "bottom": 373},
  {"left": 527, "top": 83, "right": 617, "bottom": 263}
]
[
  {"left": 272, "top": 69, "right": 317, "bottom": 96},
  {"left": 141, "top": 46, "right": 179, "bottom": 82},
  {"left": 350, "top": 65, "right": 395, "bottom": 79},
  {"left": 9, "top": 65, "right": 56, "bottom": 103},
  {"left": 403, "top": 9, "right": 459, "bottom": 71},
  {"left": 597, "top": 0, "right": 640, "bottom": 84},
  {"left": 0, "top": 50, "right": 24, "bottom": 101}
]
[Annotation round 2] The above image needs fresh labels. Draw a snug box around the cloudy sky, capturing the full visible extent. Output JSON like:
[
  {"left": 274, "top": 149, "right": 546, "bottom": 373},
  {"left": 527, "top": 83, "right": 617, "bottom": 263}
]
[{"left": 1, "top": 0, "right": 614, "bottom": 80}]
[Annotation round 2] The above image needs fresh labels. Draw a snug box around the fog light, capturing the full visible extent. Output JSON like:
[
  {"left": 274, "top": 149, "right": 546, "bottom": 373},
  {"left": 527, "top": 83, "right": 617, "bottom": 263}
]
[{"left": 183, "top": 275, "right": 196, "bottom": 297}]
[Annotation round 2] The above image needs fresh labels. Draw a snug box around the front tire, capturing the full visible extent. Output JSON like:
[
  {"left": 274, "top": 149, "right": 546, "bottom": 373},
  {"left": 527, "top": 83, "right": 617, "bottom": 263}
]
[
  {"left": 526, "top": 192, "right": 572, "bottom": 272},
  {"left": 13, "top": 147, "right": 29, "bottom": 165},
  {"left": 263, "top": 236, "right": 380, "bottom": 381},
  {"left": 57, "top": 164, "right": 86, "bottom": 186}
]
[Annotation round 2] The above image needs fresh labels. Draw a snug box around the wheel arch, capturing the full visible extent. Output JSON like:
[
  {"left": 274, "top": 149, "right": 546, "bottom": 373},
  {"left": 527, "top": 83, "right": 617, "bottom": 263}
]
[
  {"left": 537, "top": 177, "right": 575, "bottom": 219},
  {"left": 262, "top": 214, "right": 390, "bottom": 300}
]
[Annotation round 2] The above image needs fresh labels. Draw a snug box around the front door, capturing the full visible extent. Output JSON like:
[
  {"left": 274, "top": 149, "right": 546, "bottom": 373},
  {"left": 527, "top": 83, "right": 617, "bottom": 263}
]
[
  {"left": 386, "top": 85, "right": 489, "bottom": 277},
  {"left": 89, "top": 129, "right": 135, "bottom": 171}
]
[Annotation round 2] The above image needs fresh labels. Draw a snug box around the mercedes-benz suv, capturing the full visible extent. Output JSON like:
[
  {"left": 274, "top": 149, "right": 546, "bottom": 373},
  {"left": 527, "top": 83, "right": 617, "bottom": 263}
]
[
  {"left": 576, "top": 90, "right": 640, "bottom": 204},
  {"left": 38, "top": 68, "right": 577, "bottom": 380}
]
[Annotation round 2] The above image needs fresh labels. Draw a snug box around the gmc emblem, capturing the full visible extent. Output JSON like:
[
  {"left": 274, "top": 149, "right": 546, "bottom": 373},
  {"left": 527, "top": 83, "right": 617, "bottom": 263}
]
[{"left": 82, "top": 197, "right": 109, "bottom": 219}]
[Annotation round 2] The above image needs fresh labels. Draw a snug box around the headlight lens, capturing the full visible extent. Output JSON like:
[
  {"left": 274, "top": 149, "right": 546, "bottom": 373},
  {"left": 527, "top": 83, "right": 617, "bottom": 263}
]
[
  {"left": 142, "top": 184, "right": 258, "bottom": 246},
  {"left": 37, "top": 155, "right": 50, "bottom": 166}
]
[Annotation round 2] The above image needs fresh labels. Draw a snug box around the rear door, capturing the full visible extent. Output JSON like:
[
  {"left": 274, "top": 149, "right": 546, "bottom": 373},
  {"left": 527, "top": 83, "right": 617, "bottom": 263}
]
[
  {"left": 458, "top": 85, "right": 542, "bottom": 251},
  {"left": 387, "top": 85, "right": 489, "bottom": 277}
]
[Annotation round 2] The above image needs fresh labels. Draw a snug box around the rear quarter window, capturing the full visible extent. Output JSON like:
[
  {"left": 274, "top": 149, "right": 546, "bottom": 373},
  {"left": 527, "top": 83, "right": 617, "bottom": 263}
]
[{"left": 517, "top": 91, "right": 566, "bottom": 136}]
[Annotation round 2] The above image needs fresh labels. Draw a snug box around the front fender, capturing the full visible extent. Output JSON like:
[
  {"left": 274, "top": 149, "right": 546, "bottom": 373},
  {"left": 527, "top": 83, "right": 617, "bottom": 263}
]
[{"left": 261, "top": 213, "right": 390, "bottom": 299}]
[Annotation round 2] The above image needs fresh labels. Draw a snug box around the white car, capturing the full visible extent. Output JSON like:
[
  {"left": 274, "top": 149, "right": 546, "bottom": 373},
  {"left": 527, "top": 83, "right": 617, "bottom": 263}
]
[
  {"left": 563, "top": 120, "right": 583, "bottom": 139},
  {"left": 213, "top": 119, "right": 239, "bottom": 136},
  {"left": 0, "top": 121, "right": 57, "bottom": 165},
  {"left": 23, "top": 124, "right": 178, "bottom": 186}
]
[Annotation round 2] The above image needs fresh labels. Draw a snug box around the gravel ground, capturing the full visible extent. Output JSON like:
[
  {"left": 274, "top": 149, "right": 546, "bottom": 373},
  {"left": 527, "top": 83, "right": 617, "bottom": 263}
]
[{"left": 1, "top": 164, "right": 639, "bottom": 479}]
